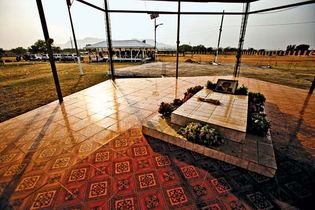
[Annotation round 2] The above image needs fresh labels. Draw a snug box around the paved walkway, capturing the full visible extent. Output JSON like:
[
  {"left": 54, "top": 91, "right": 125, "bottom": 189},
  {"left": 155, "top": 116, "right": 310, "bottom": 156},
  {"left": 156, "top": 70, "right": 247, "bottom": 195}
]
[{"left": 0, "top": 76, "right": 314, "bottom": 209}]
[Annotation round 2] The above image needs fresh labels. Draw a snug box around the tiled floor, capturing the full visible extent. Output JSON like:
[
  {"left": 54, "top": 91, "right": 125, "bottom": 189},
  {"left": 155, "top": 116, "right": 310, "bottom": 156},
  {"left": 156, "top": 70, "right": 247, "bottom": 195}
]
[{"left": 0, "top": 76, "right": 314, "bottom": 209}]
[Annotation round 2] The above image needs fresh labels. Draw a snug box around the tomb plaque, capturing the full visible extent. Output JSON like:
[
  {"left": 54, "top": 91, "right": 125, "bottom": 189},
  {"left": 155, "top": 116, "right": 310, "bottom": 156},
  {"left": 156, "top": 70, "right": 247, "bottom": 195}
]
[{"left": 171, "top": 89, "right": 248, "bottom": 143}]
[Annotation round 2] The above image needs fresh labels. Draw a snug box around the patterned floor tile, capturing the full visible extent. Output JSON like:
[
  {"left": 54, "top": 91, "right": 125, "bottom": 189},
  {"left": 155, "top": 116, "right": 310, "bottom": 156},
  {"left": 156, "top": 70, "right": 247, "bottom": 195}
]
[
  {"left": 2, "top": 163, "right": 27, "bottom": 177},
  {"left": 154, "top": 155, "right": 171, "bottom": 168},
  {"left": 0, "top": 152, "right": 19, "bottom": 165},
  {"left": 180, "top": 166, "right": 199, "bottom": 180},
  {"left": 248, "top": 171, "right": 271, "bottom": 184},
  {"left": 210, "top": 177, "right": 232, "bottom": 194},
  {"left": 217, "top": 161, "right": 236, "bottom": 172},
  {"left": 281, "top": 161, "right": 303, "bottom": 175},
  {"left": 197, "top": 158, "right": 221, "bottom": 173},
  {"left": 26, "top": 186, "right": 61, "bottom": 210},
  {"left": 196, "top": 199, "right": 225, "bottom": 210},
  {"left": 135, "top": 158, "right": 154, "bottom": 172},
  {"left": 114, "top": 138, "right": 129, "bottom": 148},
  {"left": 94, "top": 150, "right": 111, "bottom": 163},
  {"left": 171, "top": 151, "right": 193, "bottom": 164},
  {"left": 51, "top": 156, "right": 72, "bottom": 170},
  {"left": 189, "top": 179, "right": 217, "bottom": 202},
  {"left": 132, "top": 145, "right": 149, "bottom": 158},
  {"left": 38, "top": 147, "right": 58, "bottom": 159},
  {"left": 74, "top": 141, "right": 103, "bottom": 160},
  {"left": 84, "top": 200, "right": 109, "bottom": 210},
  {"left": 220, "top": 194, "right": 252, "bottom": 210},
  {"left": 90, "top": 162, "right": 112, "bottom": 178},
  {"left": 113, "top": 160, "right": 133, "bottom": 175},
  {"left": 266, "top": 186, "right": 293, "bottom": 209},
  {"left": 66, "top": 165, "right": 91, "bottom": 184},
  {"left": 156, "top": 167, "right": 181, "bottom": 187},
  {"left": 55, "top": 183, "right": 86, "bottom": 207},
  {"left": 3, "top": 193, "right": 31, "bottom": 210},
  {"left": 113, "top": 174, "right": 136, "bottom": 195},
  {"left": 228, "top": 170, "right": 253, "bottom": 191},
  {"left": 284, "top": 181, "right": 312, "bottom": 199},
  {"left": 45, "top": 172, "right": 66, "bottom": 186},
  {"left": 15, "top": 175, "right": 42, "bottom": 192},
  {"left": 1, "top": 77, "right": 315, "bottom": 209},
  {"left": 114, "top": 149, "right": 130, "bottom": 160},
  {"left": 131, "top": 135, "right": 146, "bottom": 146},
  {"left": 164, "top": 185, "right": 191, "bottom": 209},
  {"left": 86, "top": 178, "right": 111, "bottom": 201},
  {"left": 190, "top": 151, "right": 206, "bottom": 161},
  {"left": 139, "top": 190, "right": 166, "bottom": 210},
  {"left": 136, "top": 171, "right": 159, "bottom": 191},
  {"left": 111, "top": 194, "right": 139, "bottom": 210},
  {"left": 246, "top": 192, "right": 274, "bottom": 210}
]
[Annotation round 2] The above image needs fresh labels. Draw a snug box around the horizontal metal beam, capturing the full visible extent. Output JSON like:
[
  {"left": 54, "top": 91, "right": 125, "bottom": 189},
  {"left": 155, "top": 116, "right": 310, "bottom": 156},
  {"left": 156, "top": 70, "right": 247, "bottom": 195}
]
[
  {"left": 76, "top": 0, "right": 314, "bottom": 16},
  {"left": 75, "top": 0, "right": 243, "bottom": 15},
  {"left": 249, "top": 0, "right": 315, "bottom": 14}
]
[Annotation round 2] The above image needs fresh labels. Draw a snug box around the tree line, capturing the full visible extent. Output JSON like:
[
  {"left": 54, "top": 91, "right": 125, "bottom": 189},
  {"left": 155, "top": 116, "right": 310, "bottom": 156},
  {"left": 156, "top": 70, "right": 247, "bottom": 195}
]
[
  {"left": 177, "top": 44, "right": 310, "bottom": 53},
  {"left": 0, "top": 39, "right": 81, "bottom": 59},
  {"left": 0, "top": 41, "right": 311, "bottom": 60}
]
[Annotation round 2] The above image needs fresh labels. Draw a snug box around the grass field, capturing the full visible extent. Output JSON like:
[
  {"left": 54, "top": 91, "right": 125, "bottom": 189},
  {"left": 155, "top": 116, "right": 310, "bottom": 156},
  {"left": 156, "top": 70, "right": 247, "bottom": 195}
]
[
  {"left": 1, "top": 54, "right": 314, "bottom": 122},
  {"left": 157, "top": 53, "right": 315, "bottom": 69},
  {"left": 156, "top": 54, "right": 315, "bottom": 89}
]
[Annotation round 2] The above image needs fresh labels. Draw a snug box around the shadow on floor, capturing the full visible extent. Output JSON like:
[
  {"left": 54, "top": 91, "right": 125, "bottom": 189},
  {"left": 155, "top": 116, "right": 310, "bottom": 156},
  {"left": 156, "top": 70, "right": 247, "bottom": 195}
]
[{"left": 0, "top": 105, "right": 59, "bottom": 209}]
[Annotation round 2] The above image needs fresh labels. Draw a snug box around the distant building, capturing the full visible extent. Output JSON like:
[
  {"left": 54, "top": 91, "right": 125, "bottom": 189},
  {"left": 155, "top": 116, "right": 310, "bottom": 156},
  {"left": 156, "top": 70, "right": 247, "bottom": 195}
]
[{"left": 85, "top": 40, "right": 155, "bottom": 62}]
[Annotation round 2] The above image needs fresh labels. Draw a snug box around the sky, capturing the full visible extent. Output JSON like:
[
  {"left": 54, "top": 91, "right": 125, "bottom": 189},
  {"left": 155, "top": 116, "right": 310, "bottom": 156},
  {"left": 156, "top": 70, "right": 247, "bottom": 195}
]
[{"left": 0, "top": 0, "right": 314, "bottom": 50}]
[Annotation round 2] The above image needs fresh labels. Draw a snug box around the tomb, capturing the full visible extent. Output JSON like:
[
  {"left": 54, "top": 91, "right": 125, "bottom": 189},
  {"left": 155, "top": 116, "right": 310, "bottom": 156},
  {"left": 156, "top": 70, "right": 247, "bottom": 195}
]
[{"left": 142, "top": 82, "right": 277, "bottom": 177}]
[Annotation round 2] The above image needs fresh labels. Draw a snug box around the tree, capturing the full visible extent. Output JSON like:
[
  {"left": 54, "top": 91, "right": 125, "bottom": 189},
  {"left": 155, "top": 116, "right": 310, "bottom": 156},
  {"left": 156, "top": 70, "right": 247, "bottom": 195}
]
[
  {"left": 179, "top": 44, "right": 192, "bottom": 52},
  {"left": 224, "top": 47, "right": 237, "bottom": 52},
  {"left": 295, "top": 44, "right": 310, "bottom": 52},
  {"left": 206, "top": 47, "right": 213, "bottom": 53},
  {"left": 192, "top": 45, "right": 206, "bottom": 53},
  {"left": 10, "top": 47, "right": 27, "bottom": 55},
  {"left": 286, "top": 45, "right": 296, "bottom": 52},
  {"left": 248, "top": 47, "right": 255, "bottom": 52},
  {"left": 29, "top": 40, "right": 47, "bottom": 53},
  {"left": 0, "top": 48, "right": 4, "bottom": 59},
  {"left": 52, "top": 46, "right": 61, "bottom": 53}
]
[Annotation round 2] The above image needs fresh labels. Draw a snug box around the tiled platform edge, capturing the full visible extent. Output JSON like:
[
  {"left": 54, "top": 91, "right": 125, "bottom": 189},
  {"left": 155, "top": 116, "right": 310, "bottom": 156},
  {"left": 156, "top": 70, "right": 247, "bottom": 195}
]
[{"left": 142, "top": 114, "right": 277, "bottom": 177}]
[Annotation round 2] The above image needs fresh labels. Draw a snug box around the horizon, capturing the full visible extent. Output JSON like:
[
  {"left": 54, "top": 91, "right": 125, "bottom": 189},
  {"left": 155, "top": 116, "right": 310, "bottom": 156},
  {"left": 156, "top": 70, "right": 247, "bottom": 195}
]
[
  {"left": 1, "top": 0, "right": 314, "bottom": 50},
  {"left": 5, "top": 37, "right": 314, "bottom": 51}
]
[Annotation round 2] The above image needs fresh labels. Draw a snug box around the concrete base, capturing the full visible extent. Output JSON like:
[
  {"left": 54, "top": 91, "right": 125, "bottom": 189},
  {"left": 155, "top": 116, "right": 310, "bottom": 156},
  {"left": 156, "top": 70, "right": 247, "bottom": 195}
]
[{"left": 142, "top": 114, "right": 277, "bottom": 178}]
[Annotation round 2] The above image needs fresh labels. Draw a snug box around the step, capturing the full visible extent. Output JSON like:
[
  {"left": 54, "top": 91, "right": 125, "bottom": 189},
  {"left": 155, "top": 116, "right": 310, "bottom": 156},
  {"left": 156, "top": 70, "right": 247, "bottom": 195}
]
[{"left": 142, "top": 114, "right": 277, "bottom": 178}]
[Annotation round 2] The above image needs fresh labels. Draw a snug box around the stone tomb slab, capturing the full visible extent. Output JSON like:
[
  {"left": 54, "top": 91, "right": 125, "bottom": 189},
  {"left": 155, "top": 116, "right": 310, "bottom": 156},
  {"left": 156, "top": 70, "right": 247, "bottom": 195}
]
[
  {"left": 171, "top": 89, "right": 248, "bottom": 142},
  {"left": 142, "top": 114, "right": 277, "bottom": 177}
]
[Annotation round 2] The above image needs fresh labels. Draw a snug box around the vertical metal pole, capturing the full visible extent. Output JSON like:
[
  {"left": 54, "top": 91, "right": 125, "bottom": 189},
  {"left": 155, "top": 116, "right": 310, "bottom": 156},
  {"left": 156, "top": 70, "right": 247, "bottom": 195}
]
[
  {"left": 309, "top": 77, "right": 315, "bottom": 94},
  {"left": 104, "top": 0, "right": 115, "bottom": 80},
  {"left": 175, "top": 0, "right": 181, "bottom": 79},
  {"left": 154, "top": 18, "right": 157, "bottom": 50},
  {"left": 154, "top": 18, "right": 157, "bottom": 61},
  {"left": 36, "top": 0, "right": 63, "bottom": 103},
  {"left": 233, "top": 3, "right": 250, "bottom": 78},
  {"left": 215, "top": 10, "right": 224, "bottom": 63},
  {"left": 66, "top": 0, "right": 83, "bottom": 75}
]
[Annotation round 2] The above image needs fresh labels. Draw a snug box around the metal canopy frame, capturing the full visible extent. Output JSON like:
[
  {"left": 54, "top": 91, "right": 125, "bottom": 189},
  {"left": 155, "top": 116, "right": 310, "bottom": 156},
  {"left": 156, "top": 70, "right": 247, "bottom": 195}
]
[{"left": 35, "top": 0, "right": 315, "bottom": 103}]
